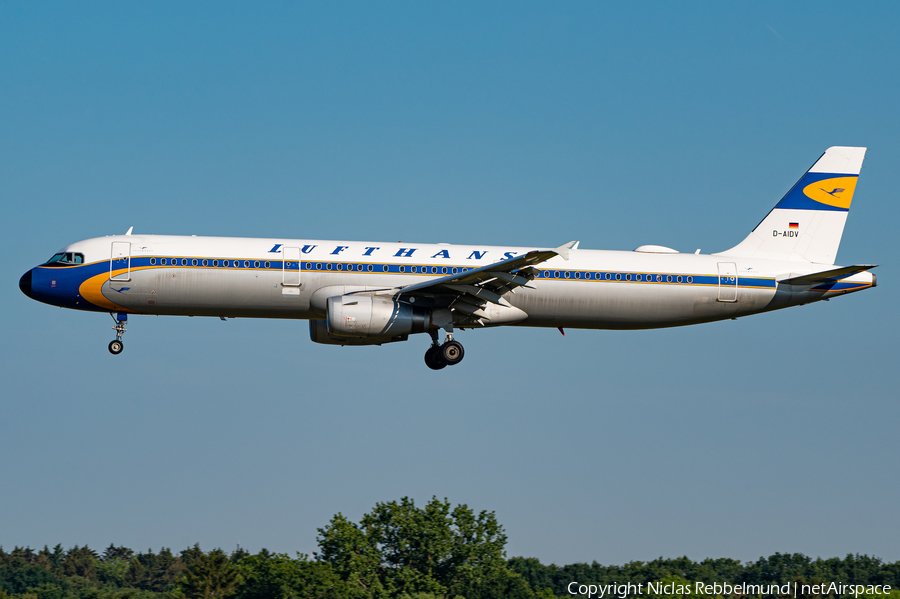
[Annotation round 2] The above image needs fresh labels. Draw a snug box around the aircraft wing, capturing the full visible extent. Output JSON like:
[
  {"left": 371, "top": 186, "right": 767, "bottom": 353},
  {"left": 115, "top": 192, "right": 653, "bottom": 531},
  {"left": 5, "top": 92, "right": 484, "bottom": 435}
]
[
  {"left": 776, "top": 264, "right": 877, "bottom": 286},
  {"left": 393, "top": 241, "right": 577, "bottom": 315}
]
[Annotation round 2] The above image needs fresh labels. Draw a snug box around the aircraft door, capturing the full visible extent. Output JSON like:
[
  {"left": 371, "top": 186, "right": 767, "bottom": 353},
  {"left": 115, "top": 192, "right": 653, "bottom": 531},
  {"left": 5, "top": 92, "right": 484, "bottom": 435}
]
[
  {"left": 717, "top": 262, "right": 737, "bottom": 302},
  {"left": 282, "top": 246, "right": 301, "bottom": 295},
  {"left": 110, "top": 242, "right": 131, "bottom": 282}
]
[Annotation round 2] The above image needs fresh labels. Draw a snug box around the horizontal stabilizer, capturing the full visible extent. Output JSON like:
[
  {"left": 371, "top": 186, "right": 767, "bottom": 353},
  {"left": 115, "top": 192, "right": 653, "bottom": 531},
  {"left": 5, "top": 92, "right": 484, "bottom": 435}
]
[{"left": 777, "top": 264, "right": 877, "bottom": 286}]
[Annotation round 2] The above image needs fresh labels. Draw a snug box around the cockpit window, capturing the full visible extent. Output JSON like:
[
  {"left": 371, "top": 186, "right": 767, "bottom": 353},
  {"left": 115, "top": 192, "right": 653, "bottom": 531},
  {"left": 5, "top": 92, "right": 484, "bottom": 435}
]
[{"left": 44, "top": 252, "right": 85, "bottom": 266}]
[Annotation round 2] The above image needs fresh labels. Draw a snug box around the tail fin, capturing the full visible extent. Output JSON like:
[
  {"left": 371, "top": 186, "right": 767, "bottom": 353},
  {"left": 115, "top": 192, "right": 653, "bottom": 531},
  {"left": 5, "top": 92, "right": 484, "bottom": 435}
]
[{"left": 717, "top": 146, "right": 866, "bottom": 264}]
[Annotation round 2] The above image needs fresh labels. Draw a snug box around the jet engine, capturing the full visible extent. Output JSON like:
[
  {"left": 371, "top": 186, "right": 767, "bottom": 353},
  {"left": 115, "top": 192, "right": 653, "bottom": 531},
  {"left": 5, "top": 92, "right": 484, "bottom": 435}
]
[
  {"left": 326, "top": 295, "right": 429, "bottom": 338},
  {"left": 308, "top": 320, "right": 408, "bottom": 346}
]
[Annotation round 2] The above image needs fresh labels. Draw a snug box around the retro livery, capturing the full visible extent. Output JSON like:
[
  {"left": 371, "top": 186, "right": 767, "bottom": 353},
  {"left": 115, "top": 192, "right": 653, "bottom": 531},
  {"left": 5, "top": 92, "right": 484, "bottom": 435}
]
[{"left": 19, "top": 146, "right": 876, "bottom": 369}]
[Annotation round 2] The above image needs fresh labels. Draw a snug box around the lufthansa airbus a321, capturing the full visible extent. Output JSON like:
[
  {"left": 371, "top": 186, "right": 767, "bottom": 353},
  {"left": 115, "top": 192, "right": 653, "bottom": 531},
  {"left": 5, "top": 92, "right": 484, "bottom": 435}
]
[{"left": 19, "top": 147, "right": 877, "bottom": 369}]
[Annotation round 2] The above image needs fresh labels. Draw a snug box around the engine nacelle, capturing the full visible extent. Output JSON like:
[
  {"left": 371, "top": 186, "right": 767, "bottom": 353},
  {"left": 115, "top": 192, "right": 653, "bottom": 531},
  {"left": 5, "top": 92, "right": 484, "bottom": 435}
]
[
  {"left": 309, "top": 320, "right": 408, "bottom": 346},
  {"left": 326, "top": 295, "right": 429, "bottom": 337}
]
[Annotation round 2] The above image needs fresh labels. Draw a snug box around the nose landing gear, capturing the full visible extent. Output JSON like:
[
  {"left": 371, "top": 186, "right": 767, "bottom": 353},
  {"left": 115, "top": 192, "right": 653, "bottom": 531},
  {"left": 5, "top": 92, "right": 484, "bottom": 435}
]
[
  {"left": 108, "top": 312, "right": 127, "bottom": 355},
  {"left": 424, "top": 329, "right": 465, "bottom": 370}
]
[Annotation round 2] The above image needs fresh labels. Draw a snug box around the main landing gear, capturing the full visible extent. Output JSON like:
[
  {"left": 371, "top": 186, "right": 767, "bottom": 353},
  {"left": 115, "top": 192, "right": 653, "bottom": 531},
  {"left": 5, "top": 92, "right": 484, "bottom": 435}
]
[
  {"left": 108, "top": 312, "right": 127, "bottom": 355},
  {"left": 424, "top": 329, "right": 465, "bottom": 370}
]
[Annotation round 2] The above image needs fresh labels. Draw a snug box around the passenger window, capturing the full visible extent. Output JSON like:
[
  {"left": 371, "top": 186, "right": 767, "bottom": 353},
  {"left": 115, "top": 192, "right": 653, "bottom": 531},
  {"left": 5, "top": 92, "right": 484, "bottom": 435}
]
[
  {"left": 150, "top": 258, "right": 156, "bottom": 265},
  {"left": 192, "top": 259, "right": 198, "bottom": 266},
  {"left": 202, "top": 259, "right": 208, "bottom": 266},
  {"left": 213, "top": 260, "right": 219, "bottom": 267},
  {"left": 244, "top": 261, "right": 250, "bottom": 268},
  {"left": 161, "top": 258, "right": 167, "bottom": 265},
  {"left": 368, "top": 264, "right": 373, "bottom": 272},
  {"left": 383, "top": 265, "right": 389, "bottom": 272},
  {"left": 254, "top": 261, "right": 261, "bottom": 268}
]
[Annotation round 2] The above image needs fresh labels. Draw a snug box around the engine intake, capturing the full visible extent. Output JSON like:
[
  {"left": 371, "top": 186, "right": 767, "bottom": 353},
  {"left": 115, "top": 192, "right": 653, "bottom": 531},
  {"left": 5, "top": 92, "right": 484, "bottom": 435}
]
[{"left": 326, "top": 295, "right": 429, "bottom": 338}]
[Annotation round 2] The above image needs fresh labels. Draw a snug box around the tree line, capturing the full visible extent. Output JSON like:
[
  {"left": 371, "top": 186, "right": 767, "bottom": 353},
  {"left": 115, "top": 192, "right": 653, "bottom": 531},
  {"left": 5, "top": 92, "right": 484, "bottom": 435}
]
[
  {"left": 509, "top": 554, "right": 900, "bottom": 598},
  {"left": 1, "top": 497, "right": 897, "bottom": 599}
]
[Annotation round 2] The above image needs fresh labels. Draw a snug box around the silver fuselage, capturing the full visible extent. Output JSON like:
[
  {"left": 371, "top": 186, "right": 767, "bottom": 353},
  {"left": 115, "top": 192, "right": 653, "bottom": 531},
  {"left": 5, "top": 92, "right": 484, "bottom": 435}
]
[{"left": 24, "top": 235, "right": 875, "bottom": 331}]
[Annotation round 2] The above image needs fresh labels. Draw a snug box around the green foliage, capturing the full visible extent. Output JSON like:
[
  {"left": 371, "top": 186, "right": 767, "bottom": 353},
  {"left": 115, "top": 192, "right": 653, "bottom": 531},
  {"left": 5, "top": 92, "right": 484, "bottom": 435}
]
[
  {"left": 96, "top": 559, "right": 131, "bottom": 588},
  {"left": 316, "top": 513, "right": 387, "bottom": 597},
  {"left": 62, "top": 546, "right": 100, "bottom": 580},
  {"left": 509, "top": 553, "right": 900, "bottom": 599},
  {"left": 317, "top": 496, "right": 521, "bottom": 598},
  {"left": 102, "top": 546, "right": 134, "bottom": 564},
  {"left": 234, "top": 550, "right": 360, "bottom": 599},
  {"left": 643, "top": 574, "right": 694, "bottom": 599},
  {"left": 396, "top": 594, "right": 465, "bottom": 599},
  {"left": 0, "top": 564, "right": 62, "bottom": 597},
  {"left": 175, "top": 550, "right": 240, "bottom": 599},
  {"left": 125, "top": 548, "right": 183, "bottom": 593}
]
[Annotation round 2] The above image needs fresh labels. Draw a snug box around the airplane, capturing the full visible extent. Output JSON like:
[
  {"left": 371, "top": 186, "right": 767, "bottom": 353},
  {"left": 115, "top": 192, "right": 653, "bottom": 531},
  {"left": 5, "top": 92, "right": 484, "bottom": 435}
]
[{"left": 19, "top": 146, "right": 876, "bottom": 370}]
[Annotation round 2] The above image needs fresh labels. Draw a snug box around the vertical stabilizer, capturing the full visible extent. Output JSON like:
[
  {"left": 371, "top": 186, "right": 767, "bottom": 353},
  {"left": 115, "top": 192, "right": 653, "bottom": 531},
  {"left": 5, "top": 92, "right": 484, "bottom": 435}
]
[{"left": 717, "top": 146, "right": 866, "bottom": 264}]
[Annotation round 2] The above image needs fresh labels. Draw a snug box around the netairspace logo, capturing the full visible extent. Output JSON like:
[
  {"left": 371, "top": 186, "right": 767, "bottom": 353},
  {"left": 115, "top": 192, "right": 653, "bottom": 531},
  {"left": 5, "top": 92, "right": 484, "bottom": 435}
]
[{"left": 566, "top": 581, "right": 894, "bottom": 598}]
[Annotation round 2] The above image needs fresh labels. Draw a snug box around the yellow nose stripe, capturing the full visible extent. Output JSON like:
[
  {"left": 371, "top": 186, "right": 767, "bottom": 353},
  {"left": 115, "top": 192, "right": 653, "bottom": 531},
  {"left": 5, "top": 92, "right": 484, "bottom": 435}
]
[{"left": 79, "top": 270, "right": 130, "bottom": 312}]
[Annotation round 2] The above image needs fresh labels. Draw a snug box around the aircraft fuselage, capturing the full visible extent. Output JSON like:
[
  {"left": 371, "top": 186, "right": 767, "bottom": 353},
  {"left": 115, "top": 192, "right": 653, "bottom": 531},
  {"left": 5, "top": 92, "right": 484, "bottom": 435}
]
[{"left": 20, "top": 234, "right": 874, "bottom": 330}]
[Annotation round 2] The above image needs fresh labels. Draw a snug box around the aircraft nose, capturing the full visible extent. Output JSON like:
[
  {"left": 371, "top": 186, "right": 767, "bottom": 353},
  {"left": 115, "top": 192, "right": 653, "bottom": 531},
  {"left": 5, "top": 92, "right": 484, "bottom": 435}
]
[{"left": 19, "top": 269, "right": 33, "bottom": 298}]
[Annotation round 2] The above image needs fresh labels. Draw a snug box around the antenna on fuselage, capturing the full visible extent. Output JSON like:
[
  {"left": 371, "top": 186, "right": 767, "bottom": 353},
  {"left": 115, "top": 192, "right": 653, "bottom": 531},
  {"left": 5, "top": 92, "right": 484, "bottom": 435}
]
[{"left": 125, "top": 226, "right": 133, "bottom": 235}]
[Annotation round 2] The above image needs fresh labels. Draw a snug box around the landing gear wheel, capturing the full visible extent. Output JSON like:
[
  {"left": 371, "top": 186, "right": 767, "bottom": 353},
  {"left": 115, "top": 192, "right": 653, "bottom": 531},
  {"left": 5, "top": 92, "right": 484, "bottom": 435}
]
[
  {"left": 440, "top": 340, "right": 464, "bottom": 366},
  {"left": 425, "top": 346, "right": 447, "bottom": 370},
  {"left": 108, "top": 340, "right": 124, "bottom": 355}
]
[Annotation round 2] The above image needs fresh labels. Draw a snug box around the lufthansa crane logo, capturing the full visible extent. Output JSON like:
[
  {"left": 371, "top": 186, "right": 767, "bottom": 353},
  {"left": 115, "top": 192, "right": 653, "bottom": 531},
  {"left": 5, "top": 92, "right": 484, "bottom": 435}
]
[{"left": 802, "top": 176, "right": 857, "bottom": 209}]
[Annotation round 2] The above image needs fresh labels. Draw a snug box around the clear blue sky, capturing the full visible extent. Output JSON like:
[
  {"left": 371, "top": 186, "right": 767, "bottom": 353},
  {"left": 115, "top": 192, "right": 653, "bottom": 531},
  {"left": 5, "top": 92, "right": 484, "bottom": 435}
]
[{"left": 2, "top": 2, "right": 897, "bottom": 566}]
